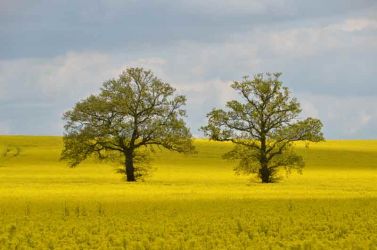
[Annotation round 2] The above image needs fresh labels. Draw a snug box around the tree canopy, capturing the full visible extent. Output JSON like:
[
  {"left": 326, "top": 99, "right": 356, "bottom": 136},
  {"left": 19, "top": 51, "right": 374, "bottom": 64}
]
[
  {"left": 61, "top": 67, "right": 194, "bottom": 181},
  {"left": 202, "top": 73, "right": 324, "bottom": 183}
]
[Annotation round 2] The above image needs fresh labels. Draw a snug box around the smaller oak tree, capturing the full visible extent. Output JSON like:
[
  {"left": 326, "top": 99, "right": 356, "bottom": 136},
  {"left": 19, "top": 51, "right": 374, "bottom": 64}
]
[
  {"left": 202, "top": 73, "right": 324, "bottom": 183},
  {"left": 61, "top": 68, "right": 194, "bottom": 182}
]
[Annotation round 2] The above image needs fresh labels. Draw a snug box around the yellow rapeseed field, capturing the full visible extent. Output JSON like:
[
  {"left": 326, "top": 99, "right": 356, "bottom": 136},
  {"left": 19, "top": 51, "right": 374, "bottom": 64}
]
[{"left": 0, "top": 136, "right": 376, "bottom": 249}]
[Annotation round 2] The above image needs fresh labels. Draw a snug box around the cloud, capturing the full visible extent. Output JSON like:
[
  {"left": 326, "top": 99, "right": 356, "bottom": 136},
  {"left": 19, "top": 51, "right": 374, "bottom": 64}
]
[
  {"left": 297, "top": 93, "right": 377, "bottom": 138},
  {"left": 0, "top": 43, "right": 376, "bottom": 137},
  {"left": 0, "top": 51, "right": 129, "bottom": 134},
  {"left": 159, "top": 0, "right": 375, "bottom": 18},
  {"left": 299, "top": 100, "right": 320, "bottom": 119},
  {"left": 0, "top": 5, "right": 376, "bottom": 138},
  {"left": 334, "top": 18, "right": 377, "bottom": 32},
  {"left": 262, "top": 17, "right": 377, "bottom": 58},
  {"left": 167, "top": 0, "right": 292, "bottom": 15},
  {"left": 0, "top": 52, "right": 123, "bottom": 103}
]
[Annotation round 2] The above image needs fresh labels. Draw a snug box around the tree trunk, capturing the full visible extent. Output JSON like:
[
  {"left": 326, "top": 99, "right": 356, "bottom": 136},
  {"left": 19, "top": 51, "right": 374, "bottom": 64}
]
[
  {"left": 125, "top": 151, "right": 136, "bottom": 182},
  {"left": 259, "top": 164, "right": 271, "bottom": 183},
  {"left": 259, "top": 135, "right": 271, "bottom": 183}
]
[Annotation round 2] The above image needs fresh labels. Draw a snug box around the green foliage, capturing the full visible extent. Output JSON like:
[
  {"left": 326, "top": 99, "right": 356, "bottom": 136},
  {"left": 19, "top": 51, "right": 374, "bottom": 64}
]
[
  {"left": 224, "top": 143, "right": 304, "bottom": 182},
  {"left": 61, "top": 67, "right": 194, "bottom": 181},
  {"left": 202, "top": 72, "right": 324, "bottom": 182}
]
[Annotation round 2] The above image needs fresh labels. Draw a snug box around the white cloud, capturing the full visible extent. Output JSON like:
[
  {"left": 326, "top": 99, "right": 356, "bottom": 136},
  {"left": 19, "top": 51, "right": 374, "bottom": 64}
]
[
  {"left": 263, "top": 17, "right": 377, "bottom": 57},
  {"left": 0, "top": 13, "right": 376, "bottom": 137},
  {"left": 300, "top": 99, "right": 320, "bottom": 119},
  {"left": 123, "top": 57, "right": 168, "bottom": 80},
  {"left": 266, "top": 27, "right": 325, "bottom": 57},
  {"left": 163, "top": 0, "right": 292, "bottom": 15},
  {"left": 297, "top": 93, "right": 377, "bottom": 138},
  {"left": 0, "top": 52, "right": 123, "bottom": 102},
  {"left": 334, "top": 18, "right": 377, "bottom": 32}
]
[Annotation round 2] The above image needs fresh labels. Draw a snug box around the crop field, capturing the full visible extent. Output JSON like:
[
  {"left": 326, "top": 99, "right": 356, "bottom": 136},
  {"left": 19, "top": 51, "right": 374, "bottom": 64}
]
[{"left": 0, "top": 136, "right": 376, "bottom": 249}]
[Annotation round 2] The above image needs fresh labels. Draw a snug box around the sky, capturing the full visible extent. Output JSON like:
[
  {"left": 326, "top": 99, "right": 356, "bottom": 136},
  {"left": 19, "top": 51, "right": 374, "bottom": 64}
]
[{"left": 0, "top": 0, "right": 376, "bottom": 138}]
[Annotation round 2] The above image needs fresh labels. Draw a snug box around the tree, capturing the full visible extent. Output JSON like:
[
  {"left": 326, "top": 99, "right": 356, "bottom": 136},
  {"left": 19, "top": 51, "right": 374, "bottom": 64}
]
[
  {"left": 201, "top": 73, "right": 324, "bottom": 183},
  {"left": 61, "top": 67, "right": 194, "bottom": 182}
]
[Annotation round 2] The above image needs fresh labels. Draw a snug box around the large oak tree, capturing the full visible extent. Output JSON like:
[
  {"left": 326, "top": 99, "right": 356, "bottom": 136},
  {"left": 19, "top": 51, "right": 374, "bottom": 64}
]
[
  {"left": 61, "top": 68, "right": 194, "bottom": 181},
  {"left": 202, "top": 73, "right": 324, "bottom": 183}
]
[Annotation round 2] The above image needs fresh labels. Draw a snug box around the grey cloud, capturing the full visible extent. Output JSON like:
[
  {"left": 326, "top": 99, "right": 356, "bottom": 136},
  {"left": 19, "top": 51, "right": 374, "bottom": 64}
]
[
  {"left": 0, "top": 1, "right": 376, "bottom": 138},
  {"left": 298, "top": 94, "right": 377, "bottom": 139},
  {"left": 1, "top": 0, "right": 375, "bottom": 59}
]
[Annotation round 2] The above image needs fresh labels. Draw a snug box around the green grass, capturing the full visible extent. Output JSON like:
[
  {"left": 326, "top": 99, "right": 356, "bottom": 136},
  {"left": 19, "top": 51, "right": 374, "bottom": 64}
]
[{"left": 0, "top": 136, "right": 376, "bottom": 249}]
